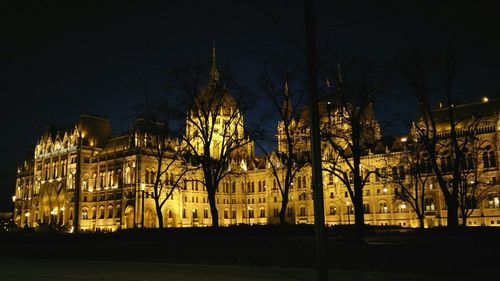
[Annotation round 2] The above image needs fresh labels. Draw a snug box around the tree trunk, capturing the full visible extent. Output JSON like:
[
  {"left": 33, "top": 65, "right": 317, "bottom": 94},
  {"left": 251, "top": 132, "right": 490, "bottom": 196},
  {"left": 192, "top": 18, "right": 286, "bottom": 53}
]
[
  {"left": 279, "top": 195, "right": 289, "bottom": 224},
  {"left": 418, "top": 214, "right": 425, "bottom": 230},
  {"left": 156, "top": 206, "right": 164, "bottom": 228},
  {"left": 209, "top": 193, "right": 219, "bottom": 227},
  {"left": 460, "top": 209, "right": 467, "bottom": 227},
  {"left": 446, "top": 197, "right": 459, "bottom": 229},
  {"left": 352, "top": 191, "right": 365, "bottom": 243},
  {"left": 204, "top": 167, "right": 219, "bottom": 227}
]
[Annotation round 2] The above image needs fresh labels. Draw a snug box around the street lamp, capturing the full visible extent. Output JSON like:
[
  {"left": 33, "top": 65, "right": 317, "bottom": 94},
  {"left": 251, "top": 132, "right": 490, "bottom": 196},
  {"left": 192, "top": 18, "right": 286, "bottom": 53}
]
[
  {"left": 24, "top": 212, "right": 30, "bottom": 228},
  {"left": 247, "top": 206, "right": 251, "bottom": 224},
  {"left": 192, "top": 209, "right": 196, "bottom": 227},
  {"left": 401, "top": 137, "right": 407, "bottom": 152},
  {"left": 140, "top": 183, "right": 146, "bottom": 228},
  {"left": 346, "top": 202, "right": 350, "bottom": 225}
]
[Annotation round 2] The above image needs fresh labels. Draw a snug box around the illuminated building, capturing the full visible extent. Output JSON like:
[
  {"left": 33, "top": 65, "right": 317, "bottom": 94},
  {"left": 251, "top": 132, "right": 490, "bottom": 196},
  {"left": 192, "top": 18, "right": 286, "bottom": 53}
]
[{"left": 12, "top": 50, "right": 500, "bottom": 230}]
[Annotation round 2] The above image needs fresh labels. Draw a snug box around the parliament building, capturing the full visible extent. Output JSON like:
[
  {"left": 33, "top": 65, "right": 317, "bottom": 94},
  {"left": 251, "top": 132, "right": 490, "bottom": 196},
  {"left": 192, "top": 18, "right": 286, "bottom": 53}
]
[{"left": 12, "top": 50, "right": 500, "bottom": 231}]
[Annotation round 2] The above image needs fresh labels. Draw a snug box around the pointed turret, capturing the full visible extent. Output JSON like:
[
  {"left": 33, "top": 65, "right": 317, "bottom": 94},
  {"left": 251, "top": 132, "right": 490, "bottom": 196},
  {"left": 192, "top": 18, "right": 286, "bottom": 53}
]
[
  {"left": 282, "top": 75, "right": 292, "bottom": 121},
  {"left": 209, "top": 40, "right": 220, "bottom": 84},
  {"left": 334, "top": 62, "right": 344, "bottom": 108}
]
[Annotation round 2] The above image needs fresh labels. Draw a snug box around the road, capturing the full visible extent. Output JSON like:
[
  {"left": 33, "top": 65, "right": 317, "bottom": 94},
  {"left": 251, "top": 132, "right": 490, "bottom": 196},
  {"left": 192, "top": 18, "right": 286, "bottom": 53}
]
[{"left": 0, "top": 258, "right": 494, "bottom": 281}]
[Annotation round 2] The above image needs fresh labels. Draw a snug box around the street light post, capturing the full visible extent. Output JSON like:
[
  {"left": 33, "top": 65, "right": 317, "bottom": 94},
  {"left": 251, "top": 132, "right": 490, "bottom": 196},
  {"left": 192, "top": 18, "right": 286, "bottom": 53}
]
[
  {"left": 141, "top": 183, "right": 145, "bottom": 228},
  {"left": 304, "top": 0, "right": 328, "bottom": 280},
  {"left": 347, "top": 202, "right": 350, "bottom": 225},
  {"left": 73, "top": 129, "right": 83, "bottom": 233}
]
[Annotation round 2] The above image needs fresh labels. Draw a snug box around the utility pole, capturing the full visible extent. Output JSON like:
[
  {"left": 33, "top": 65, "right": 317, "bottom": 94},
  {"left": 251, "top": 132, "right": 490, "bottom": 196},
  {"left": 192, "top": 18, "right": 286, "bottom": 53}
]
[
  {"left": 141, "top": 184, "right": 146, "bottom": 228},
  {"left": 304, "top": 0, "right": 328, "bottom": 280},
  {"left": 73, "top": 129, "right": 82, "bottom": 233}
]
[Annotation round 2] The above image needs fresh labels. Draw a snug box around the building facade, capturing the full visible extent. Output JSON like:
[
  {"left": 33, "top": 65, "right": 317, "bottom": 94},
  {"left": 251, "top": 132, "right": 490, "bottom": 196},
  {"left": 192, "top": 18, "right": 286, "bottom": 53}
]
[{"left": 12, "top": 53, "right": 500, "bottom": 231}]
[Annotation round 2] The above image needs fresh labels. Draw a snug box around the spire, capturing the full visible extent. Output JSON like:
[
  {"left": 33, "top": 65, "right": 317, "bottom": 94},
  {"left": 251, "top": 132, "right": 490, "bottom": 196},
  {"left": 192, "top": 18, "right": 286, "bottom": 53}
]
[
  {"left": 336, "top": 62, "right": 343, "bottom": 84},
  {"left": 282, "top": 75, "right": 292, "bottom": 121},
  {"left": 210, "top": 40, "right": 220, "bottom": 83},
  {"left": 334, "top": 62, "right": 344, "bottom": 107}
]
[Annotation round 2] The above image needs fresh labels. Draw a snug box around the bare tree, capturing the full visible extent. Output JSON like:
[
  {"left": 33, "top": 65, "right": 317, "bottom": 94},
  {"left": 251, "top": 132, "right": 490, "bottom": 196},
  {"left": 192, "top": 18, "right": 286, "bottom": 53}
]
[
  {"left": 385, "top": 138, "right": 431, "bottom": 229},
  {"left": 167, "top": 48, "right": 253, "bottom": 227},
  {"left": 254, "top": 62, "right": 308, "bottom": 224},
  {"left": 397, "top": 47, "right": 481, "bottom": 228},
  {"left": 321, "top": 60, "right": 386, "bottom": 236},
  {"left": 136, "top": 89, "right": 192, "bottom": 228},
  {"left": 457, "top": 133, "right": 497, "bottom": 226}
]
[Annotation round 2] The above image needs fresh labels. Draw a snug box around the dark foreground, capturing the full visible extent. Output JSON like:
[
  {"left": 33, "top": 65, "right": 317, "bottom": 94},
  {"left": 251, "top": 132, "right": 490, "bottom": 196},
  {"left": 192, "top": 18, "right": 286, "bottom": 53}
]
[
  {"left": 0, "top": 225, "right": 498, "bottom": 279},
  {"left": 0, "top": 258, "right": 494, "bottom": 281}
]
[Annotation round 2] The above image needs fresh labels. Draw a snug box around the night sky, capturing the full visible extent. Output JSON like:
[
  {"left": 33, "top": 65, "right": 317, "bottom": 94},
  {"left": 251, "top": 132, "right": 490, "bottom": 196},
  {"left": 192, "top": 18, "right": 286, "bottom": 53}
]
[{"left": 1, "top": 0, "right": 499, "bottom": 211}]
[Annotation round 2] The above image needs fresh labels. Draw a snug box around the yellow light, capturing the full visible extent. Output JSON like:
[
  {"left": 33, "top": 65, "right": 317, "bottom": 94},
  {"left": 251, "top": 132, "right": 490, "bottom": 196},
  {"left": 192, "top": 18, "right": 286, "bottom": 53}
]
[
  {"left": 483, "top": 97, "right": 489, "bottom": 103},
  {"left": 25, "top": 212, "right": 30, "bottom": 217},
  {"left": 141, "top": 183, "right": 146, "bottom": 190},
  {"left": 12, "top": 195, "right": 16, "bottom": 202},
  {"left": 401, "top": 137, "right": 407, "bottom": 143},
  {"left": 383, "top": 187, "right": 387, "bottom": 193}
]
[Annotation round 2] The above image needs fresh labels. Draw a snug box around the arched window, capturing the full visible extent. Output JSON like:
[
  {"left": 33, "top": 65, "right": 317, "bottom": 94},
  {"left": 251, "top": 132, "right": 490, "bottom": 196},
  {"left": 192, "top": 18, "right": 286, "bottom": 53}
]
[
  {"left": 62, "top": 160, "right": 67, "bottom": 177},
  {"left": 299, "top": 205, "right": 307, "bottom": 216},
  {"left": 466, "top": 152, "right": 474, "bottom": 169},
  {"left": 489, "top": 151, "right": 497, "bottom": 167},
  {"left": 149, "top": 171, "right": 156, "bottom": 185},
  {"left": 424, "top": 197, "right": 435, "bottom": 211},
  {"left": 125, "top": 167, "right": 131, "bottom": 184},
  {"left": 109, "top": 171, "right": 114, "bottom": 186},
  {"left": 99, "top": 206, "right": 105, "bottom": 219},
  {"left": 259, "top": 208, "right": 266, "bottom": 218},
  {"left": 396, "top": 202, "right": 407, "bottom": 213},
  {"left": 329, "top": 205, "right": 337, "bottom": 215},
  {"left": 223, "top": 209, "right": 229, "bottom": 219},
  {"left": 169, "top": 173, "right": 174, "bottom": 186},
  {"left": 363, "top": 203, "right": 370, "bottom": 214},
  {"left": 92, "top": 207, "right": 97, "bottom": 219},
  {"left": 379, "top": 201, "right": 388, "bottom": 213},
  {"left": 115, "top": 205, "right": 121, "bottom": 218},
  {"left": 483, "top": 145, "right": 496, "bottom": 168},
  {"left": 82, "top": 208, "right": 88, "bottom": 220},
  {"left": 107, "top": 206, "right": 114, "bottom": 218},
  {"left": 99, "top": 173, "right": 104, "bottom": 188},
  {"left": 487, "top": 195, "right": 499, "bottom": 209},
  {"left": 168, "top": 210, "right": 173, "bottom": 218},
  {"left": 145, "top": 170, "right": 149, "bottom": 184},
  {"left": 90, "top": 173, "right": 97, "bottom": 190},
  {"left": 248, "top": 208, "right": 254, "bottom": 218}
]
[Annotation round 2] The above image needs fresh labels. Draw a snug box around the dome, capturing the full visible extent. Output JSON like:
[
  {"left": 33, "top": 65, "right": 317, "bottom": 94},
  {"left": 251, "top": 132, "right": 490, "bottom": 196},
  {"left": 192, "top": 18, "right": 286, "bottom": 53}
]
[{"left": 191, "top": 44, "right": 238, "bottom": 113}]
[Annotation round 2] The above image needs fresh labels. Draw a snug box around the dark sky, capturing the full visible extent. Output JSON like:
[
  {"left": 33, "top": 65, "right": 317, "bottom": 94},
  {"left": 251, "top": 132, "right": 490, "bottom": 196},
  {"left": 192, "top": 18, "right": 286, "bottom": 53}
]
[{"left": 1, "top": 0, "right": 499, "bottom": 211}]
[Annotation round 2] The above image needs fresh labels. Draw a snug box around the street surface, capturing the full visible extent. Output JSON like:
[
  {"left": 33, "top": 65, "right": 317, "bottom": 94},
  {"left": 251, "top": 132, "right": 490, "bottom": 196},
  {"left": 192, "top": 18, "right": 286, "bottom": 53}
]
[{"left": 0, "top": 258, "right": 494, "bottom": 281}]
